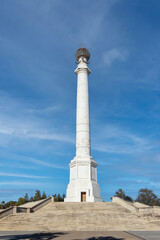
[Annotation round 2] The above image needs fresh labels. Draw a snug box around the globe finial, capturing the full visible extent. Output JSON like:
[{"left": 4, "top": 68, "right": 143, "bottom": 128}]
[{"left": 75, "top": 47, "right": 90, "bottom": 62}]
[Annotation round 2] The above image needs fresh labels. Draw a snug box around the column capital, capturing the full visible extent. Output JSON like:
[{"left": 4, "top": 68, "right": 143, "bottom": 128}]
[{"left": 75, "top": 66, "right": 91, "bottom": 75}]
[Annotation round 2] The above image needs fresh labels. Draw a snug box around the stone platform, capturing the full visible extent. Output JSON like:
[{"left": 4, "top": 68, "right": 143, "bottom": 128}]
[{"left": 0, "top": 202, "right": 160, "bottom": 231}]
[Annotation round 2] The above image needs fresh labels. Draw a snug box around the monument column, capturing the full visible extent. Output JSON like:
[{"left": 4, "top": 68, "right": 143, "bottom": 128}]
[
  {"left": 75, "top": 56, "right": 91, "bottom": 157},
  {"left": 64, "top": 48, "right": 102, "bottom": 202}
]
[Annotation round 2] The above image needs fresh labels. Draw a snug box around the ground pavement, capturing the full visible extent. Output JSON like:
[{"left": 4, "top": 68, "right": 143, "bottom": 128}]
[{"left": 0, "top": 231, "right": 160, "bottom": 240}]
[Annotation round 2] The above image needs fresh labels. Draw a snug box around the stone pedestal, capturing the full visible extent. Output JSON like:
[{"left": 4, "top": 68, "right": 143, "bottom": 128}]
[{"left": 65, "top": 156, "right": 102, "bottom": 202}]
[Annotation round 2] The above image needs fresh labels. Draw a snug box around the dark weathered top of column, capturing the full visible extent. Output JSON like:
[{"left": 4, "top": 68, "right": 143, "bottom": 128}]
[{"left": 75, "top": 48, "right": 90, "bottom": 62}]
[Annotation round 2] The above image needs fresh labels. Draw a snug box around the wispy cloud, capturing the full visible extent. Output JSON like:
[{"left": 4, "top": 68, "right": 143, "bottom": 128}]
[
  {"left": 0, "top": 150, "right": 68, "bottom": 170},
  {"left": 136, "top": 179, "right": 160, "bottom": 188},
  {"left": 26, "top": 132, "right": 74, "bottom": 143},
  {"left": 93, "top": 124, "right": 156, "bottom": 154},
  {"left": 28, "top": 105, "right": 61, "bottom": 114},
  {"left": 0, "top": 172, "right": 49, "bottom": 179},
  {"left": 103, "top": 48, "right": 128, "bottom": 66},
  {"left": 25, "top": 157, "right": 68, "bottom": 170},
  {"left": 0, "top": 92, "right": 74, "bottom": 145},
  {"left": 0, "top": 163, "right": 39, "bottom": 170},
  {"left": 0, "top": 125, "right": 74, "bottom": 143},
  {"left": 0, "top": 181, "right": 42, "bottom": 186}
]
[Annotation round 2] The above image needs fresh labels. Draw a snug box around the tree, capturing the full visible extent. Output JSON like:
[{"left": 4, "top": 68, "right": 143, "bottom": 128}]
[
  {"left": 62, "top": 193, "right": 65, "bottom": 201},
  {"left": 125, "top": 195, "right": 133, "bottom": 202},
  {"left": 0, "top": 201, "right": 5, "bottom": 209},
  {"left": 34, "top": 190, "right": 41, "bottom": 201},
  {"left": 114, "top": 189, "right": 133, "bottom": 202},
  {"left": 57, "top": 194, "right": 61, "bottom": 202},
  {"left": 136, "top": 188, "right": 160, "bottom": 206},
  {"left": 24, "top": 193, "right": 29, "bottom": 202},
  {"left": 42, "top": 191, "right": 47, "bottom": 199},
  {"left": 16, "top": 197, "right": 28, "bottom": 206},
  {"left": 53, "top": 193, "right": 64, "bottom": 202},
  {"left": 115, "top": 189, "right": 126, "bottom": 200},
  {"left": 5, "top": 201, "right": 17, "bottom": 208},
  {"left": 30, "top": 197, "right": 34, "bottom": 202}
]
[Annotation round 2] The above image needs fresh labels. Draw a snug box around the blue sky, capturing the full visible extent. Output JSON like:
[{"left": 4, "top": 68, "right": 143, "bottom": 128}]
[{"left": 0, "top": 0, "right": 160, "bottom": 202}]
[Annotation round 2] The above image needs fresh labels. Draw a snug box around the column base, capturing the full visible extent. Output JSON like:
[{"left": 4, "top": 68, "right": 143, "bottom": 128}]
[{"left": 64, "top": 156, "right": 103, "bottom": 202}]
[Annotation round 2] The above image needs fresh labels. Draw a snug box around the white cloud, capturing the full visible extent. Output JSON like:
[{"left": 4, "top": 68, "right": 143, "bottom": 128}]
[
  {"left": 26, "top": 132, "right": 73, "bottom": 143},
  {"left": 0, "top": 92, "right": 74, "bottom": 146},
  {"left": 25, "top": 157, "right": 67, "bottom": 170},
  {"left": 0, "top": 181, "right": 49, "bottom": 186},
  {"left": 0, "top": 149, "right": 68, "bottom": 170},
  {"left": 0, "top": 162, "right": 38, "bottom": 170},
  {"left": 0, "top": 124, "right": 74, "bottom": 144},
  {"left": 103, "top": 48, "right": 128, "bottom": 66},
  {"left": 28, "top": 105, "right": 60, "bottom": 114},
  {"left": 0, "top": 182, "right": 38, "bottom": 186},
  {"left": 93, "top": 124, "right": 155, "bottom": 154},
  {"left": 136, "top": 179, "right": 160, "bottom": 188},
  {"left": 0, "top": 172, "right": 49, "bottom": 179}
]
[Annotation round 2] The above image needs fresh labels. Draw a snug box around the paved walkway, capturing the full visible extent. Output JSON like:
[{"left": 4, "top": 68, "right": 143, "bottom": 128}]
[
  {"left": 129, "top": 231, "right": 160, "bottom": 240},
  {"left": 0, "top": 231, "right": 143, "bottom": 240},
  {"left": 0, "top": 231, "right": 160, "bottom": 240}
]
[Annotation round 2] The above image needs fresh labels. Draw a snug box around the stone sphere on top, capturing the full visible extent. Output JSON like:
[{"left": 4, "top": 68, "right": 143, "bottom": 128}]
[{"left": 75, "top": 48, "right": 90, "bottom": 62}]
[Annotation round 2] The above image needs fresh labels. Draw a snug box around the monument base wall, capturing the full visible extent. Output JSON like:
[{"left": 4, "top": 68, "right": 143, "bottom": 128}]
[
  {"left": 64, "top": 156, "right": 102, "bottom": 202},
  {"left": 64, "top": 179, "right": 102, "bottom": 202}
]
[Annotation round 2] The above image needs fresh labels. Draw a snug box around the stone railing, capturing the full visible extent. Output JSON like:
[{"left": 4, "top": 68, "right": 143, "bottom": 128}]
[
  {"left": 0, "top": 196, "right": 54, "bottom": 219},
  {"left": 0, "top": 206, "right": 14, "bottom": 219},
  {"left": 30, "top": 196, "right": 53, "bottom": 213},
  {"left": 112, "top": 196, "right": 160, "bottom": 217},
  {"left": 112, "top": 196, "right": 137, "bottom": 214},
  {"left": 134, "top": 201, "right": 150, "bottom": 208}
]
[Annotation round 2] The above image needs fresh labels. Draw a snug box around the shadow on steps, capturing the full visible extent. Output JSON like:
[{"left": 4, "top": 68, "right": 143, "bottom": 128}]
[{"left": 0, "top": 232, "right": 66, "bottom": 240}]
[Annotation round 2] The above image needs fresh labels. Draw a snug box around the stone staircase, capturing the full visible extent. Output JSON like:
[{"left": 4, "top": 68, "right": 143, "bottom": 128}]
[{"left": 0, "top": 202, "right": 160, "bottom": 231}]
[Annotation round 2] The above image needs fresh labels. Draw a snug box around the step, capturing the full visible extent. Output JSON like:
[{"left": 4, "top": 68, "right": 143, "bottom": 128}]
[{"left": 0, "top": 202, "right": 160, "bottom": 231}]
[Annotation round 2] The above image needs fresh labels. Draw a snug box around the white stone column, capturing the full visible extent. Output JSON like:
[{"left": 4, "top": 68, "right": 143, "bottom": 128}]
[
  {"left": 75, "top": 61, "right": 91, "bottom": 157},
  {"left": 64, "top": 48, "right": 102, "bottom": 202}
]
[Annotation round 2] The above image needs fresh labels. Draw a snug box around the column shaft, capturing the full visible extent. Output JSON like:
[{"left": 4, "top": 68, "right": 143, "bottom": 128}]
[{"left": 75, "top": 65, "right": 90, "bottom": 157}]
